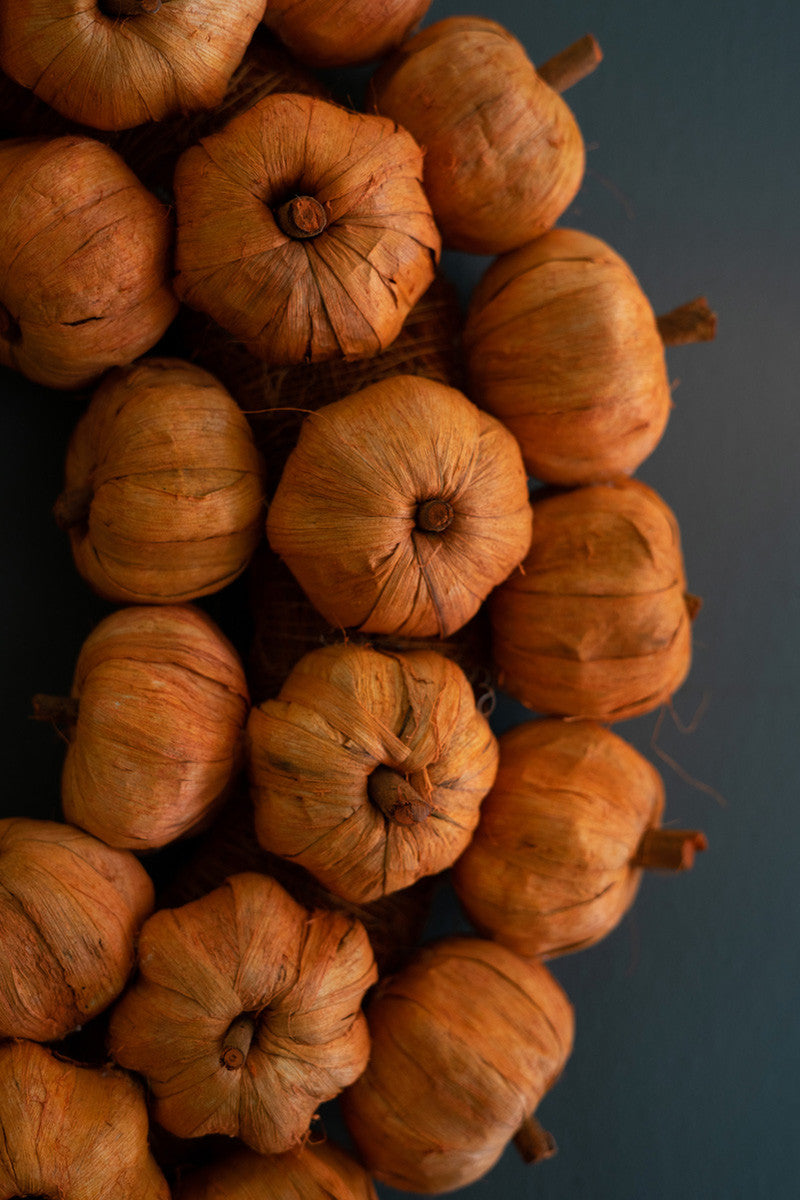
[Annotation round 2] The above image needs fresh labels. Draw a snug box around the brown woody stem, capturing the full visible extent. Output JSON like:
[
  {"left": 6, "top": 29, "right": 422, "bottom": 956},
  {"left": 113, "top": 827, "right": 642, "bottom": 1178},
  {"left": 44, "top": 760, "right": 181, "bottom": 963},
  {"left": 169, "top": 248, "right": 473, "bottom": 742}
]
[
  {"left": 633, "top": 827, "right": 708, "bottom": 871},
  {"left": 276, "top": 195, "right": 328, "bottom": 240},
  {"left": 685, "top": 593, "right": 703, "bottom": 622},
  {"left": 514, "top": 1114, "right": 558, "bottom": 1163},
  {"left": 538, "top": 34, "right": 603, "bottom": 93},
  {"left": 368, "top": 767, "right": 432, "bottom": 827},
  {"left": 101, "top": 0, "right": 164, "bottom": 16},
  {"left": 53, "top": 486, "right": 93, "bottom": 531},
  {"left": 220, "top": 1013, "right": 256, "bottom": 1070},
  {"left": 32, "top": 694, "right": 79, "bottom": 725},
  {"left": 657, "top": 296, "right": 718, "bottom": 345},
  {"left": 416, "top": 498, "right": 453, "bottom": 533}
]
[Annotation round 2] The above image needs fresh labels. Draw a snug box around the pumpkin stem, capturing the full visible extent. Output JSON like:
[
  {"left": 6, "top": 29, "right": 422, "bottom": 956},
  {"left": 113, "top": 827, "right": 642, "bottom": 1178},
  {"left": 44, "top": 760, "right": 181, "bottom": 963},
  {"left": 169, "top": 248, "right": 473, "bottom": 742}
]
[
  {"left": 53, "top": 486, "right": 93, "bottom": 531},
  {"left": 276, "top": 195, "right": 328, "bottom": 240},
  {"left": 685, "top": 592, "right": 703, "bottom": 621},
  {"left": 416, "top": 498, "right": 454, "bottom": 533},
  {"left": 657, "top": 296, "right": 718, "bottom": 345},
  {"left": 220, "top": 1013, "right": 257, "bottom": 1070},
  {"left": 514, "top": 1113, "right": 558, "bottom": 1163},
  {"left": 537, "top": 34, "right": 603, "bottom": 93},
  {"left": 368, "top": 766, "right": 432, "bottom": 826},
  {"left": 32, "top": 694, "right": 79, "bottom": 725},
  {"left": 100, "top": 0, "right": 164, "bottom": 16},
  {"left": 633, "top": 827, "right": 708, "bottom": 871}
]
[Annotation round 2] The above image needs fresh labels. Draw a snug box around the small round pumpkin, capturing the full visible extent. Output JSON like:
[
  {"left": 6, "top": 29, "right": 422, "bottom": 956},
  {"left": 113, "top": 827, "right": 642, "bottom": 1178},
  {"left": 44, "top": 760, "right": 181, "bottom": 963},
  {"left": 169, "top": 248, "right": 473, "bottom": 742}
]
[
  {"left": 465, "top": 227, "right": 672, "bottom": 485},
  {"left": 0, "top": 1039, "right": 169, "bottom": 1199},
  {"left": 45, "top": 604, "right": 250, "bottom": 851},
  {"left": 341, "top": 936, "right": 574, "bottom": 1193},
  {"left": 266, "top": 375, "right": 532, "bottom": 638},
  {"left": 247, "top": 643, "right": 499, "bottom": 903},
  {"left": 0, "top": 136, "right": 176, "bottom": 390},
  {"left": 490, "top": 478, "right": 698, "bottom": 721},
  {"left": 0, "top": 0, "right": 268, "bottom": 131},
  {"left": 0, "top": 817, "right": 154, "bottom": 1041},
  {"left": 108, "top": 872, "right": 377, "bottom": 1153},
  {"left": 371, "top": 17, "right": 589, "bottom": 254},
  {"left": 174, "top": 92, "right": 440, "bottom": 366},
  {"left": 452, "top": 719, "right": 707, "bottom": 958},
  {"left": 176, "top": 1141, "right": 378, "bottom": 1200},
  {"left": 263, "top": 0, "right": 430, "bottom": 67},
  {"left": 56, "top": 358, "right": 265, "bottom": 604}
]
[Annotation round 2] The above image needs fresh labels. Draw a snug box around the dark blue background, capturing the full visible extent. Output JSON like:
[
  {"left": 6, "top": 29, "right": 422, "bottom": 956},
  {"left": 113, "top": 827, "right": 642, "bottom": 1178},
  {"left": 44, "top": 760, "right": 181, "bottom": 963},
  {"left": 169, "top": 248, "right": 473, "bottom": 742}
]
[
  {"left": 2, "top": 3, "right": 799, "bottom": 1198},
  {"left": 400, "top": 4, "right": 800, "bottom": 1199}
]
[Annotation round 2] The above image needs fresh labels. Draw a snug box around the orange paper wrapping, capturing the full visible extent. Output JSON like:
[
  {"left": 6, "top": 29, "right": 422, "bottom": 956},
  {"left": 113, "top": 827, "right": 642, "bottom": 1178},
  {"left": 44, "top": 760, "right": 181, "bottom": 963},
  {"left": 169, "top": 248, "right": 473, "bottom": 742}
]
[
  {"left": 491, "top": 478, "right": 696, "bottom": 721},
  {"left": 109, "top": 872, "right": 377, "bottom": 1153},
  {"left": 453, "top": 719, "right": 706, "bottom": 957},
  {"left": 342, "top": 937, "right": 573, "bottom": 1193},
  {"left": 56, "top": 359, "right": 265, "bottom": 605},
  {"left": 56, "top": 605, "right": 250, "bottom": 850},
  {"left": 0, "top": 0, "right": 268, "bottom": 131},
  {"left": 0, "top": 817, "right": 153, "bottom": 1041},
  {"left": 174, "top": 94, "right": 440, "bottom": 366},
  {"left": 371, "top": 17, "right": 587, "bottom": 253},
  {"left": 0, "top": 1040, "right": 169, "bottom": 1199},
  {"left": 248, "top": 644, "right": 498, "bottom": 903},
  {"left": 266, "top": 375, "right": 532, "bottom": 638}
]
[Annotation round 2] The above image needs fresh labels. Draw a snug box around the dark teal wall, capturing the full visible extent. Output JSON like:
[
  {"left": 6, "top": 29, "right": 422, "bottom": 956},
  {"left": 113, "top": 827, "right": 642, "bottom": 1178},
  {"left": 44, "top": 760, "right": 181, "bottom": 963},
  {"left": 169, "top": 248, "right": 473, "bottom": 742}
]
[{"left": 384, "top": 4, "right": 800, "bottom": 1199}]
